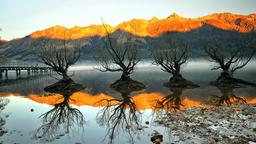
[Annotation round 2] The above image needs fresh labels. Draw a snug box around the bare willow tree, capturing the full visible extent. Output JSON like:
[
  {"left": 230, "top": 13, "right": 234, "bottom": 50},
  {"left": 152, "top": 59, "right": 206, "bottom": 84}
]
[
  {"left": 96, "top": 90, "right": 141, "bottom": 144},
  {"left": 95, "top": 24, "right": 142, "bottom": 82},
  {"left": 152, "top": 37, "right": 198, "bottom": 87},
  {"left": 34, "top": 34, "right": 82, "bottom": 80},
  {"left": 204, "top": 34, "right": 255, "bottom": 86}
]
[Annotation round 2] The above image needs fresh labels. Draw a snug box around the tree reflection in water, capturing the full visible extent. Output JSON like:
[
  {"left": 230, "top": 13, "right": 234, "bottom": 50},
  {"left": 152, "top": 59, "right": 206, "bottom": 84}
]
[
  {"left": 96, "top": 88, "right": 143, "bottom": 144},
  {"left": 34, "top": 78, "right": 86, "bottom": 142},
  {"left": 211, "top": 86, "right": 247, "bottom": 106},
  {"left": 155, "top": 88, "right": 185, "bottom": 112},
  {"left": 0, "top": 97, "right": 9, "bottom": 137}
]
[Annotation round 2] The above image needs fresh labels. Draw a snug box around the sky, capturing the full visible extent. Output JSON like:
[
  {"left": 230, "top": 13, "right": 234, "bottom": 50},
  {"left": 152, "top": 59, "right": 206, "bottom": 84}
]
[{"left": 0, "top": 0, "right": 256, "bottom": 40}]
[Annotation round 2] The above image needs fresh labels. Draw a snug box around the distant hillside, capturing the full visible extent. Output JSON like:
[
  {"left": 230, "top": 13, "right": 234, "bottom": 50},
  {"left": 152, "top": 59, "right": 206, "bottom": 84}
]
[{"left": 0, "top": 12, "right": 255, "bottom": 62}]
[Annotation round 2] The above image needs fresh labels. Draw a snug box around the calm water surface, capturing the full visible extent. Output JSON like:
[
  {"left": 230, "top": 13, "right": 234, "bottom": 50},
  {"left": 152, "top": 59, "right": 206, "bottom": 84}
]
[{"left": 0, "top": 61, "right": 255, "bottom": 144}]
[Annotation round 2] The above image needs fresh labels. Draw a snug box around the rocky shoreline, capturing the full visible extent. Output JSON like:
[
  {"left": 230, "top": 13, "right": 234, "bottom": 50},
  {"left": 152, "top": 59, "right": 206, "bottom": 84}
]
[{"left": 154, "top": 104, "right": 256, "bottom": 144}]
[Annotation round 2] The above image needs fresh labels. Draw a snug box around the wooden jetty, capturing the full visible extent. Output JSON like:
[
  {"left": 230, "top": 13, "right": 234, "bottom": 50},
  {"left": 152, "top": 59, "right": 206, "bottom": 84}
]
[{"left": 0, "top": 63, "right": 52, "bottom": 78}]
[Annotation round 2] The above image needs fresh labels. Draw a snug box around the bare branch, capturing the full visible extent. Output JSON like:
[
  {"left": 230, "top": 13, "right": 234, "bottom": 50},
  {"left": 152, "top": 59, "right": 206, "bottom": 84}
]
[
  {"left": 32, "top": 32, "right": 82, "bottom": 80},
  {"left": 94, "top": 20, "right": 142, "bottom": 81},
  {"left": 204, "top": 33, "right": 255, "bottom": 76},
  {"left": 152, "top": 36, "right": 189, "bottom": 76}
]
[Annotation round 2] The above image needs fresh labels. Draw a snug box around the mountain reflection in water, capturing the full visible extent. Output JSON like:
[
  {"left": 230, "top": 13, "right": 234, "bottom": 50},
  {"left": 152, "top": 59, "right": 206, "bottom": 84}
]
[{"left": 16, "top": 90, "right": 256, "bottom": 110}]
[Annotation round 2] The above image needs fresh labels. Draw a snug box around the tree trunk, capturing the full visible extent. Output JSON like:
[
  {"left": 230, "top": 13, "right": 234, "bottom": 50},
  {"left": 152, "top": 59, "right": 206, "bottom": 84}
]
[
  {"left": 120, "top": 71, "right": 130, "bottom": 81},
  {"left": 218, "top": 71, "right": 232, "bottom": 81},
  {"left": 62, "top": 71, "right": 69, "bottom": 80},
  {"left": 170, "top": 73, "right": 183, "bottom": 82},
  {"left": 171, "top": 65, "right": 182, "bottom": 81},
  {"left": 174, "top": 63, "right": 180, "bottom": 76},
  {"left": 222, "top": 67, "right": 233, "bottom": 78}
]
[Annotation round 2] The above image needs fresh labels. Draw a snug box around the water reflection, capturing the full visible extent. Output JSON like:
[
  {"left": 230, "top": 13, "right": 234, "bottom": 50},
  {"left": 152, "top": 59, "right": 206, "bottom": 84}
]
[
  {"left": 0, "top": 97, "right": 9, "bottom": 137},
  {"left": 34, "top": 78, "right": 86, "bottom": 142},
  {"left": 0, "top": 62, "right": 255, "bottom": 144},
  {"left": 211, "top": 86, "right": 247, "bottom": 106},
  {"left": 155, "top": 88, "right": 185, "bottom": 112},
  {"left": 96, "top": 87, "right": 144, "bottom": 144},
  {"left": 0, "top": 74, "right": 55, "bottom": 95}
]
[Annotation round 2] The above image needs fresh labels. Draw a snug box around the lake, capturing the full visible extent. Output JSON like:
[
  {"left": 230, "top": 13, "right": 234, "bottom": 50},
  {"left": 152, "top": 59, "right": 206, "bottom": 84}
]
[{"left": 0, "top": 60, "right": 255, "bottom": 144}]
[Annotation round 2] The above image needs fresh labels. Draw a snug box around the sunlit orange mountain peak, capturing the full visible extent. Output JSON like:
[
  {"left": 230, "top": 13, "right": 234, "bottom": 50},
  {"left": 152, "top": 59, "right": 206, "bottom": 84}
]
[
  {"left": 28, "top": 12, "right": 256, "bottom": 39},
  {"left": 115, "top": 18, "right": 150, "bottom": 36},
  {"left": 120, "top": 12, "right": 256, "bottom": 36},
  {"left": 30, "top": 25, "right": 68, "bottom": 39},
  {"left": 30, "top": 24, "right": 114, "bottom": 39},
  {"left": 199, "top": 12, "right": 256, "bottom": 32}
]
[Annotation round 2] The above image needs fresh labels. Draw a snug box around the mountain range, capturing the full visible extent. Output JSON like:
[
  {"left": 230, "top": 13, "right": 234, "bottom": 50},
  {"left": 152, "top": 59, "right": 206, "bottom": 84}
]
[
  {"left": 29, "top": 12, "right": 256, "bottom": 39},
  {"left": 0, "top": 12, "right": 255, "bottom": 61}
]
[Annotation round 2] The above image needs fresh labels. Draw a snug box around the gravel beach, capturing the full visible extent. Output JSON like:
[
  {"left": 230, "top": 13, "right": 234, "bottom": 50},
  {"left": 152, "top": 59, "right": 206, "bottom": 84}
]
[{"left": 154, "top": 104, "right": 256, "bottom": 144}]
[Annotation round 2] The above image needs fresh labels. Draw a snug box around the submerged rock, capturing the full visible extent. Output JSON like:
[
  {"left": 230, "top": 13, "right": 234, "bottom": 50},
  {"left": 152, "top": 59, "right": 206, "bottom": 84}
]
[
  {"left": 44, "top": 78, "right": 86, "bottom": 94},
  {"left": 164, "top": 74, "right": 199, "bottom": 88},
  {"left": 211, "top": 73, "right": 256, "bottom": 87},
  {"left": 110, "top": 79, "right": 146, "bottom": 93},
  {"left": 0, "top": 130, "right": 7, "bottom": 136},
  {"left": 151, "top": 131, "right": 163, "bottom": 144}
]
